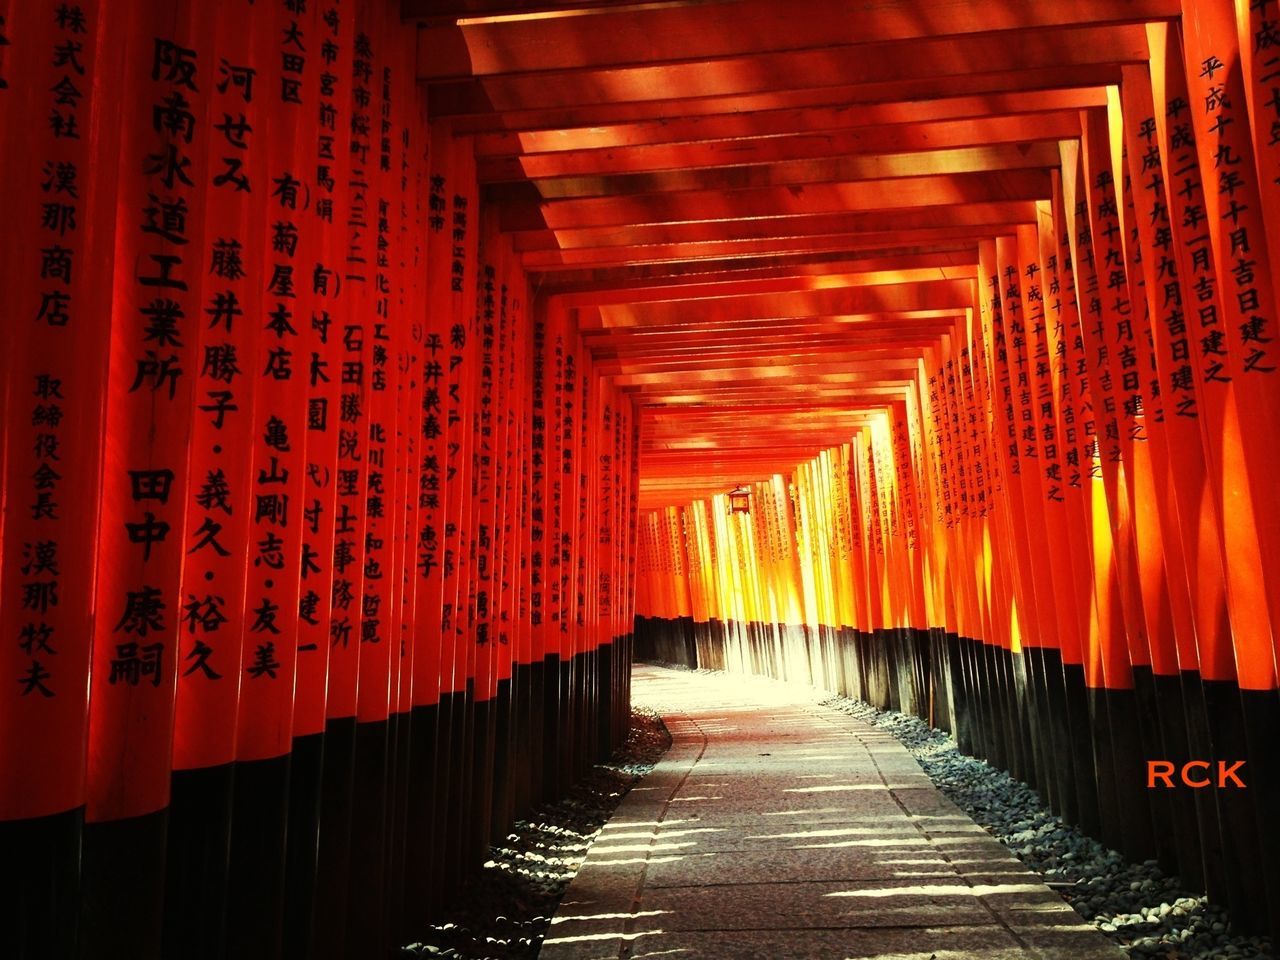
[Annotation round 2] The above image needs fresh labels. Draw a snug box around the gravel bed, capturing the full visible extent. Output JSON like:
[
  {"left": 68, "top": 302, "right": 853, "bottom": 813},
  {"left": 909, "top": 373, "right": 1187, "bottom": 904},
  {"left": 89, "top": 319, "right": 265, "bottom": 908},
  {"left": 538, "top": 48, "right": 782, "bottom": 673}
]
[
  {"left": 401, "top": 705, "right": 671, "bottom": 959},
  {"left": 821, "top": 692, "right": 1276, "bottom": 960}
]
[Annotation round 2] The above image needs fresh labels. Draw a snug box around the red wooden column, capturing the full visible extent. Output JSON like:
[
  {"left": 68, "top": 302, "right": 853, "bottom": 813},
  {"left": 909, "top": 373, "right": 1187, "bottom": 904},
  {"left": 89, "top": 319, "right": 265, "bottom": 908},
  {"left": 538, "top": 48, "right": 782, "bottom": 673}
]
[
  {"left": 437, "top": 127, "right": 480, "bottom": 885},
  {"left": 306, "top": 8, "right": 373, "bottom": 954},
  {"left": 572, "top": 348, "right": 599, "bottom": 774},
  {"left": 969, "top": 281, "right": 1022, "bottom": 682},
  {"left": 1035, "top": 195, "right": 1107, "bottom": 831},
  {"left": 360, "top": 4, "right": 414, "bottom": 947},
  {"left": 610, "top": 390, "right": 628, "bottom": 713},
  {"left": 1018, "top": 223, "right": 1085, "bottom": 686},
  {"left": 972, "top": 240, "right": 1040, "bottom": 776},
  {"left": 560, "top": 311, "right": 588, "bottom": 781},
  {"left": 595, "top": 381, "right": 619, "bottom": 752},
  {"left": 956, "top": 303, "right": 1016, "bottom": 775},
  {"left": 1113, "top": 120, "right": 1179, "bottom": 692},
  {"left": 0, "top": 0, "right": 115, "bottom": 820},
  {"left": 944, "top": 306, "right": 993, "bottom": 753},
  {"left": 80, "top": 3, "right": 217, "bottom": 957},
  {"left": 974, "top": 251, "right": 1032, "bottom": 781},
  {"left": 916, "top": 342, "right": 963, "bottom": 714},
  {"left": 543, "top": 297, "right": 570, "bottom": 788},
  {"left": 494, "top": 251, "right": 529, "bottom": 824},
  {"left": 962, "top": 307, "right": 1018, "bottom": 764},
  {"left": 0, "top": 3, "right": 123, "bottom": 955},
  {"left": 466, "top": 208, "right": 504, "bottom": 855},
  {"left": 527, "top": 288, "right": 554, "bottom": 801},
  {"left": 159, "top": 3, "right": 273, "bottom": 954},
  {"left": 399, "top": 113, "right": 455, "bottom": 926},
  {"left": 168, "top": 0, "right": 267, "bottom": 793},
  {"left": 1179, "top": 1, "right": 1280, "bottom": 681},
  {"left": 223, "top": 4, "right": 322, "bottom": 956},
  {"left": 282, "top": 1, "right": 355, "bottom": 950},
  {"left": 1057, "top": 136, "right": 1143, "bottom": 857},
  {"left": 625, "top": 406, "right": 642, "bottom": 714},
  {"left": 1179, "top": 1, "right": 1280, "bottom": 930},
  {"left": 976, "top": 241, "right": 1039, "bottom": 666},
  {"left": 1119, "top": 61, "right": 1228, "bottom": 889}
]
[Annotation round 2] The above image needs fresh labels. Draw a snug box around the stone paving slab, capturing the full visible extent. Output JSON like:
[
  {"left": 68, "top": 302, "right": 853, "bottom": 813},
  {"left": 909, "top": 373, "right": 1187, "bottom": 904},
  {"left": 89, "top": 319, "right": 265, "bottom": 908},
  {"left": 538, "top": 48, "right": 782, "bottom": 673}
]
[{"left": 539, "top": 666, "right": 1125, "bottom": 960}]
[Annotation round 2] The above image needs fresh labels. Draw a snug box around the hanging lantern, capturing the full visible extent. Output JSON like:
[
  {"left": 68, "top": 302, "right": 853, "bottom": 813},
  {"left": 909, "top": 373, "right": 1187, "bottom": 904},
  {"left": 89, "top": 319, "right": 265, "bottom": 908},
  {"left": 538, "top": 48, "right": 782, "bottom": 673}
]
[{"left": 727, "top": 484, "right": 751, "bottom": 515}]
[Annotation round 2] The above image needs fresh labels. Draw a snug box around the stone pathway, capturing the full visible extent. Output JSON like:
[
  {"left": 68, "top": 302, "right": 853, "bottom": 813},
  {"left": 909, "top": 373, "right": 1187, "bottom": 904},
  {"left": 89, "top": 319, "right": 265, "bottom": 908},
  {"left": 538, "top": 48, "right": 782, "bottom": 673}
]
[{"left": 539, "top": 665, "right": 1125, "bottom": 960}]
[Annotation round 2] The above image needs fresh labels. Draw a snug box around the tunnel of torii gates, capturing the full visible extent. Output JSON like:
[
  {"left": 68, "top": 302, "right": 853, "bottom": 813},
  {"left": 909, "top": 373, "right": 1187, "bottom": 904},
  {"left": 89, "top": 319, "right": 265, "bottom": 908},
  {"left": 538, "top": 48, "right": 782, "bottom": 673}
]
[{"left": 7, "top": 0, "right": 1280, "bottom": 956}]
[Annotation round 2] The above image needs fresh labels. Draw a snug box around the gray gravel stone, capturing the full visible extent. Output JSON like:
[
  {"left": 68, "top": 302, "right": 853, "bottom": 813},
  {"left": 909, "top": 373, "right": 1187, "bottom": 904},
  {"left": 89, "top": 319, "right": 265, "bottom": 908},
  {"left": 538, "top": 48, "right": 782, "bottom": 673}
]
[
  {"left": 400, "top": 706, "right": 671, "bottom": 959},
  {"left": 818, "top": 690, "right": 1276, "bottom": 960}
]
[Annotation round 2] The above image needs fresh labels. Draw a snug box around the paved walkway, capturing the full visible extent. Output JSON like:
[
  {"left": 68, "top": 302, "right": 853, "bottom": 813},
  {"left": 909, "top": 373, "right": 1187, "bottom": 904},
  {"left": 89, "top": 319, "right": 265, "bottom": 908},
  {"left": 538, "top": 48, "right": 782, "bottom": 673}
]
[{"left": 540, "top": 665, "right": 1125, "bottom": 960}]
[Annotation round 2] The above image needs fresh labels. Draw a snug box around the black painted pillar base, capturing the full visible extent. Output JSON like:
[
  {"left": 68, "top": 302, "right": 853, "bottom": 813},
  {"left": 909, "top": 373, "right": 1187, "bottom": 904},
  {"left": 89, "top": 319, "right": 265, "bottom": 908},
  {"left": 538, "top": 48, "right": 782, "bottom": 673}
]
[
  {"left": 510, "top": 661, "right": 534, "bottom": 819},
  {"left": 164, "top": 763, "right": 233, "bottom": 960},
  {"left": 632, "top": 617, "right": 650, "bottom": 661},
  {"left": 947, "top": 633, "right": 974, "bottom": 756},
  {"left": 440, "top": 686, "right": 472, "bottom": 910},
  {"left": 79, "top": 809, "right": 168, "bottom": 960},
  {"left": 0, "top": 807, "right": 81, "bottom": 960},
  {"left": 226, "top": 752, "right": 291, "bottom": 960},
  {"left": 1240, "top": 689, "right": 1280, "bottom": 941},
  {"left": 283, "top": 732, "right": 325, "bottom": 960},
  {"left": 976, "top": 642, "right": 1006, "bottom": 771},
  {"left": 345, "top": 720, "right": 390, "bottom": 960},
  {"left": 1008, "top": 647, "right": 1036, "bottom": 791},
  {"left": 1085, "top": 687, "right": 1125, "bottom": 855},
  {"left": 1023, "top": 647, "right": 1053, "bottom": 807},
  {"left": 997, "top": 646, "right": 1027, "bottom": 784},
  {"left": 571, "top": 647, "right": 590, "bottom": 782},
  {"left": 527, "top": 659, "right": 547, "bottom": 807},
  {"left": 597, "top": 642, "right": 614, "bottom": 758},
  {"left": 541, "top": 654, "right": 562, "bottom": 802},
  {"left": 384, "top": 710, "right": 413, "bottom": 952},
  {"left": 557, "top": 655, "right": 576, "bottom": 793},
  {"left": 1201, "top": 680, "right": 1270, "bottom": 934},
  {"left": 1131, "top": 667, "right": 1180, "bottom": 877},
  {"left": 428, "top": 693, "right": 455, "bottom": 918},
  {"left": 400, "top": 703, "right": 439, "bottom": 936},
  {"left": 1101, "top": 686, "right": 1157, "bottom": 864},
  {"left": 1149, "top": 672, "right": 1205, "bottom": 893},
  {"left": 310, "top": 717, "right": 356, "bottom": 960},
  {"left": 1039, "top": 649, "right": 1079, "bottom": 827},
  {"left": 471, "top": 692, "right": 497, "bottom": 863},
  {"left": 1062, "top": 663, "right": 1102, "bottom": 837}
]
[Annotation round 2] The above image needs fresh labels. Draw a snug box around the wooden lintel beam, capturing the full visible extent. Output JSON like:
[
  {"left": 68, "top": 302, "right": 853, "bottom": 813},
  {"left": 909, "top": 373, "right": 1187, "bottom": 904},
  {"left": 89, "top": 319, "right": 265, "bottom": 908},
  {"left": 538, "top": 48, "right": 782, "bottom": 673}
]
[
  {"left": 503, "top": 142, "right": 1064, "bottom": 200},
  {"left": 414, "top": 6, "right": 1170, "bottom": 80},
  {"left": 501, "top": 169, "right": 1052, "bottom": 232},
  {"left": 520, "top": 230, "right": 1008, "bottom": 271},
  {"left": 630, "top": 384, "right": 913, "bottom": 402},
  {"left": 480, "top": 114, "right": 1079, "bottom": 183},
  {"left": 433, "top": 66, "right": 1123, "bottom": 131},
  {"left": 588, "top": 337, "right": 946, "bottom": 363},
  {"left": 545, "top": 249, "right": 977, "bottom": 300},
  {"left": 515, "top": 201, "right": 1038, "bottom": 251},
  {"left": 425, "top": 26, "right": 1146, "bottom": 115},
  {"left": 553, "top": 263, "right": 976, "bottom": 311},
  {"left": 401, "top": 0, "right": 685, "bottom": 25},
  {"left": 600, "top": 350, "right": 927, "bottom": 377},
  {"left": 595, "top": 279, "right": 975, "bottom": 327},
  {"left": 581, "top": 311, "right": 964, "bottom": 336},
  {"left": 612, "top": 365, "right": 919, "bottom": 387},
  {"left": 472, "top": 89, "right": 1109, "bottom": 157}
]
